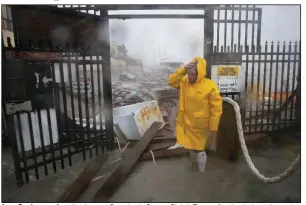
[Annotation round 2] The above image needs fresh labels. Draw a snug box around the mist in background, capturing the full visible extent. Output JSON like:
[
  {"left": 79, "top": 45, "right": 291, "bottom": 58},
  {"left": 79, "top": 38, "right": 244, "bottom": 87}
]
[{"left": 108, "top": 5, "right": 300, "bottom": 71}]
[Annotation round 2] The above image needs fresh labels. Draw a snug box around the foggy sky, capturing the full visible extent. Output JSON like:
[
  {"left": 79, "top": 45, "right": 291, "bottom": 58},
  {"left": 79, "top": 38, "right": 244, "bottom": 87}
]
[{"left": 108, "top": 5, "right": 300, "bottom": 70}]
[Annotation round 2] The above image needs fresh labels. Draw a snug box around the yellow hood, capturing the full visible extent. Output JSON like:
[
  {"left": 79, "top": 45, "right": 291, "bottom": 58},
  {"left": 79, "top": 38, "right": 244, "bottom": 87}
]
[{"left": 193, "top": 57, "right": 207, "bottom": 84}]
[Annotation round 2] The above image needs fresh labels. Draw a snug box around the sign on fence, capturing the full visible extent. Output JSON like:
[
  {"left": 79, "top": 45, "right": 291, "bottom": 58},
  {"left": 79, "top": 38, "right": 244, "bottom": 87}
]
[
  {"left": 212, "top": 65, "right": 245, "bottom": 93},
  {"left": 72, "top": 77, "right": 92, "bottom": 93}
]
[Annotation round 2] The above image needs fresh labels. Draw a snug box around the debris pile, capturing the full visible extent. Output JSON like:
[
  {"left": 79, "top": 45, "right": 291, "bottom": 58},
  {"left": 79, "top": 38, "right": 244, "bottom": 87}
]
[
  {"left": 58, "top": 71, "right": 184, "bottom": 202},
  {"left": 111, "top": 74, "right": 178, "bottom": 116},
  {"left": 112, "top": 83, "right": 155, "bottom": 107},
  {"left": 118, "top": 72, "right": 136, "bottom": 82}
]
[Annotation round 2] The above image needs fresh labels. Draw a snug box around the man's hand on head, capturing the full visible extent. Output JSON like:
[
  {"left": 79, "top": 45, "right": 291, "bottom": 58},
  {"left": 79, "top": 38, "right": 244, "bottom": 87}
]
[{"left": 184, "top": 60, "right": 197, "bottom": 72}]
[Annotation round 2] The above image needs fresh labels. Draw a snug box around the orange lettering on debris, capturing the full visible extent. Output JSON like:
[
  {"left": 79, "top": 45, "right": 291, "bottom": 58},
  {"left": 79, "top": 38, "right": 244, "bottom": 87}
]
[
  {"left": 140, "top": 109, "right": 143, "bottom": 120},
  {"left": 144, "top": 107, "right": 149, "bottom": 120}
]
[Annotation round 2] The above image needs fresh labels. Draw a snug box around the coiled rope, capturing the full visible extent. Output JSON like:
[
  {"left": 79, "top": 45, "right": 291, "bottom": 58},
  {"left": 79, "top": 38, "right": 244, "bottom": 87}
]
[{"left": 223, "top": 97, "right": 300, "bottom": 184}]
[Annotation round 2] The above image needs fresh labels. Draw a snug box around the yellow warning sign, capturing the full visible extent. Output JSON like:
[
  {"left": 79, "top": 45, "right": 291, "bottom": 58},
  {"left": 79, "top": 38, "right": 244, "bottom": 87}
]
[{"left": 217, "top": 66, "right": 239, "bottom": 77}]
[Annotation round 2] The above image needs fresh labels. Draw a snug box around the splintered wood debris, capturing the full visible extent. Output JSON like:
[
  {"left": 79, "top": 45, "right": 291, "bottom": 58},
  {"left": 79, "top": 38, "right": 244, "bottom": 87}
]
[{"left": 93, "top": 122, "right": 162, "bottom": 202}]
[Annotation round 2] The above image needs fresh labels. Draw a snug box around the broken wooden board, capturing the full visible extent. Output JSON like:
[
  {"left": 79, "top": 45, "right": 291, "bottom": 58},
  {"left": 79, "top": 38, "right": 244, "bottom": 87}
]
[
  {"left": 93, "top": 122, "right": 162, "bottom": 202},
  {"left": 115, "top": 136, "right": 176, "bottom": 150},
  {"left": 147, "top": 140, "right": 175, "bottom": 151},
  {"left": 57, "top": 153, "right": 108, "bottom": 203},
  {"left": 140, "top": 147, "right": 188, "bottom": 161},
  {"left": 152, "top": 136, "right": 176, "bottom": 142}
]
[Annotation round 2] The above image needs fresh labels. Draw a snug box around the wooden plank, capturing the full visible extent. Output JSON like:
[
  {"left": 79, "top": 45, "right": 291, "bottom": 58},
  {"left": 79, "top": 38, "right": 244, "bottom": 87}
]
[
  {"left": 93, "top": 122, "right": 162, "bottom": 202},
  {"left": 147, "top": 140, "right": 175, "bottom": 151},
  {"left": 115, "top": 136, "right": 176, "bottom": 150},
  {"left": 57, "top": 154, "right": 108, "bottom": 203},
  {"left": 152, "top": 136, "right": 176, "bottom": 142},
  {"left": 140, "top": 147, "right": 188, "bottom": 161}
]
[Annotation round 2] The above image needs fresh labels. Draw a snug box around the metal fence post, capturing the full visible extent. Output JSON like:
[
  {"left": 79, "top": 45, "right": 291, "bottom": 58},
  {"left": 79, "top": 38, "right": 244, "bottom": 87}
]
[
  {"left": 295, "top": 41, "right": 301, "bottom": 135},
  {"left": 100, "top": 10, "right": 114, "bottom": 150},
  {"left": 2, "top": 40, "right": 24, "bottom": 186},
  {"left": 203, "top": 6, "right": 214, "bottom": 79}
]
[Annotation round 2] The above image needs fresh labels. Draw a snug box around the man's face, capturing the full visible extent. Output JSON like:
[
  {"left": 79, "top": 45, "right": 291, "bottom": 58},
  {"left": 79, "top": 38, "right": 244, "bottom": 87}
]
[{"left": 187, "top": 64, "right": 198, "bottom": 84}]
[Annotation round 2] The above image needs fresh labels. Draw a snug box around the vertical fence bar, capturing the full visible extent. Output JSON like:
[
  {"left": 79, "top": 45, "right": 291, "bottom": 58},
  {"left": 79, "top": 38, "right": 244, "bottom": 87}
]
[
  {"left": 213, "top": 45, "right": 217, "bottom": 53},
  {"left": 47, "top": 41, "right": 58, "bottom": 172},
  {"left": 89, "top": 48, "right": 99, "bottom": 156},
  {"left": 261, "top": 41, "right": 268, "bottom": 131},
  {"left": 220, "top": 45, "right": 227, "bottom": 98},
  {"left": 96, "top": 46, "right": 104, "bottom": 153},
  {"left": 224, "top": 7, "right": 227, "bottom": 49},
  {"left": 244, "top": 45, "right": 250, "bottom": 132},
  {"left": 267, "top": 42, "right": 274, "bottom": 131},
  {"left": 283, "top": 42, "right": 292, "bottom": 129},
  {"left": 272, "top": 42, "right": 280, "bottom": 132},
  {"left": 75, "top": 48, "right": 86, "bottom": 161},
  {"left": 65, "top": 44, "right": 78, "bottom": 149},
  {"left": 254, "top": 45, "right": 261, "bottom": 132},
  {"left": 251, "top": 5, "right": 255, "bottom": 52},
  {"left": 59, "top": 51, "right": 72, "bottom": 166},
  {"left": 42, "top": 52, "right": 57, "bottom": 173},
  {"left": 100, "top": 10, "right": 114, "bottom": 150},
  {"left": 289, "top": 42, "right": 298, "bottom": 129},
  {"left": 15, "top": 113, "right": 29, "bottom": 182},
  {"left": 230, "top": 7, "right": 234, "bottom": 52},
  {"left": 248, "top": 45, "right": 256, "bottom": 132},
  {"left": 50, "top": 61, "right": 65, "bottom": 169},
  {"left": 295, "top": 41, "right": 301, "bottom": 133},
  {"left": 25, "top": 111, "right": 39, "bottom": 179},
  {"left": 277, "top": 42, "right": 286, "bottom": 131},
  {"left": 204, "top": 7, "right": 214, "bottom": 79},
  {"left": 234, "top": 44, "right": 241, "bottom": 101},
  {"left": 45, "top": 106, "right": 57, "bottom": 172},
  {"left": 36, "top": 110, "right": 48, "bottom": 176},
  {"left": 244, "top": 5, "right": 249, "bottom": 51},
  {"left": 256, "top": 8, "right": 262, "bottom": 47},
  {"left": 238, "top": 5, "right": 242, "bottom": 52},
  {"left": 7, "top": 114, "right": 24, "bottom": 186},
  {"left": 216, "top": 8, "right": 220, "bottom": 52},
  {"left": 82, "top": 46, "right": 93, "bottom": 159}
]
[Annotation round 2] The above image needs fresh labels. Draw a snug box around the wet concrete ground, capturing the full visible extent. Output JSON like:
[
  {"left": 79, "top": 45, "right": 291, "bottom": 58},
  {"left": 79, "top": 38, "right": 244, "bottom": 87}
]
[{"left": 2, "top": 141, "right": 301, "bottom": 203}]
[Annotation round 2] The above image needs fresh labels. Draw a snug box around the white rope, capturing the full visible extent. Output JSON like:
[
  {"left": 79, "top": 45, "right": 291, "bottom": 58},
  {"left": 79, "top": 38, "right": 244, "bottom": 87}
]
[
  {"left": 150, "top": 150, "right": 156, "bottom": 164},
  {"left": 222, "top": 97, "right": 301, "bottom": 184},
  {"left": 122, "top": 142, "right": 130, "bottom": 152},
  {"left": 92, "top": 173, "right": 108, "bottom": 182},
  {"left": 115, "top": 137, "right": 122, "bottom": 152},
  {"left": 108, "top": 157, "right": 122, "bottom": 165}
]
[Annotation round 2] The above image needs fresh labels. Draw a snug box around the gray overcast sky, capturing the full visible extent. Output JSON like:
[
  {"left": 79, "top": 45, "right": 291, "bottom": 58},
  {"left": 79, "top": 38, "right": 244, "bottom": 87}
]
[{"left": 107, "top": 5, "right": 300, "bottom": 69}]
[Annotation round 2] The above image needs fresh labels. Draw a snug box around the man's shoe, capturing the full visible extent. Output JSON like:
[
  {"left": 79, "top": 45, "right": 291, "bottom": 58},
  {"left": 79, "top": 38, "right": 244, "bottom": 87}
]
[
  {"left": 196, "top": 151, "right": 207, "bottom": 172},
  {"left": 168, "top": 143, "right": 183, "bottom": 150}
]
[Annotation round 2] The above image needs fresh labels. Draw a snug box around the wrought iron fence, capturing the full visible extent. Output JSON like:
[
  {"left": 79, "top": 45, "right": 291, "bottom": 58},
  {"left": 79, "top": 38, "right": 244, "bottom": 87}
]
[
  {"left": 211, "top": 41, "right": 301, "bottom": 134},
  {"left": 3, "top": 39, "right": 113, "bottom": 186}
]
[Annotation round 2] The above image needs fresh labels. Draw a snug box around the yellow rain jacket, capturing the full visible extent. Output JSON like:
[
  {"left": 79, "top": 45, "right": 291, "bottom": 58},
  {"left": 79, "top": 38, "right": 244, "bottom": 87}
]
[{"left": 168, "top": 57, "right": 223, "bottom": 150}]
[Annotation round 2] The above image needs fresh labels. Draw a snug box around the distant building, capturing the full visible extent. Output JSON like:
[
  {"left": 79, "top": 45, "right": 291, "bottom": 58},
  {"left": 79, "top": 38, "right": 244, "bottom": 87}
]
[{"left": 2, "top": 5, "right": 15, "bottom": 47}]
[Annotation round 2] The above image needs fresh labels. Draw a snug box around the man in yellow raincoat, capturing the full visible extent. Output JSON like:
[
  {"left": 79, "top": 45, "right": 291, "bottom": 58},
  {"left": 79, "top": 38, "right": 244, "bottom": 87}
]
[{"left": 167, "top": 57, "right": 223, "bottom": 171}]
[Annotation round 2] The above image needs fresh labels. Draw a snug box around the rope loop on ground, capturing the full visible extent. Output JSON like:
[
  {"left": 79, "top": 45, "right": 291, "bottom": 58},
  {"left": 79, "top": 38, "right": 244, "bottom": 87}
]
[{"left": 222, "top": 97, "right": 300, "bottom": 184}]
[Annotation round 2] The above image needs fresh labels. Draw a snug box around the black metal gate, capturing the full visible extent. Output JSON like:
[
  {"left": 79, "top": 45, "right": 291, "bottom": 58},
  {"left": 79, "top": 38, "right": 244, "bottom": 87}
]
[
  {"left": 2, "top": 38, "right": 113, "bottom": 186},
  {"left": 205, "top": 5, "right": 300, "bottom": 134}
]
